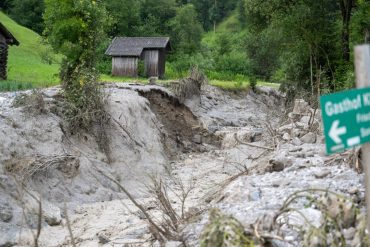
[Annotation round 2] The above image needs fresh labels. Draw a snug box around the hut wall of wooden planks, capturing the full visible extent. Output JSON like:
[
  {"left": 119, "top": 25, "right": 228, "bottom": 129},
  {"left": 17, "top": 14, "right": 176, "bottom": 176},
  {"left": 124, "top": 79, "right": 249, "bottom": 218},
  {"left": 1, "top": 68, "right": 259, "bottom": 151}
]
[
  {"left": 112, "top": 57, "right": 138, "bottom": 77},
  {"left": 0, "top": 22, "right": 19, "bottom": 80},
  {"left": 144, "top": 50, "right": 159, "bottom": 77},
  {"left": 105, "top": 37, "right": 171, "bottom": 79}
]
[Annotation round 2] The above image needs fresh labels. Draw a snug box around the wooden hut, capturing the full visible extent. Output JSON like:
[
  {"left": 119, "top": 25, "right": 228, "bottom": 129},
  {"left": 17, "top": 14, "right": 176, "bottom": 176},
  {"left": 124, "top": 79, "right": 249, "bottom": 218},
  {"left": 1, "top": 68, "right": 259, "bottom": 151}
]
[
  {"left": 105, "top": 37, "right": 171, "bottom": 79},
  {"left": 0, "top": 22, "right": 19, "bottom": 80}
]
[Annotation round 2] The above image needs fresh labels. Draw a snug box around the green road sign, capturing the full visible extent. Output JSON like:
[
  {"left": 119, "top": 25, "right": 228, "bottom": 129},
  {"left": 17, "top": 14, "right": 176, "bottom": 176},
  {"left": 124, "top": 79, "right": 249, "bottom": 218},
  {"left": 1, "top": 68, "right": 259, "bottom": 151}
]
[{"left": 321, "top": 87, "right": 370, "bottom": 155}]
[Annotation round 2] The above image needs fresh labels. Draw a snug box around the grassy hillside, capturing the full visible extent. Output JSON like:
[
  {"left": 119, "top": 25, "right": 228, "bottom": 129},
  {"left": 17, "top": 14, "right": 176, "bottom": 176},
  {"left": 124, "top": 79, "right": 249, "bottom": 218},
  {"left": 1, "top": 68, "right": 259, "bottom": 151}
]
[{"left": 0, "top": 11, "right": 61, "bottom": 90}]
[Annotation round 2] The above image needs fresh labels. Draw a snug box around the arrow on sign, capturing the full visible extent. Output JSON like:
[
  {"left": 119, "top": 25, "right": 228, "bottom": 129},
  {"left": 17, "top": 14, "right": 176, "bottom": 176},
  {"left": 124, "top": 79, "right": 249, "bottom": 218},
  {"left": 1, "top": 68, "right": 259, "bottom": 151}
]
[{"left": 329, "top": 120, "right": 347, "bottom": 144}]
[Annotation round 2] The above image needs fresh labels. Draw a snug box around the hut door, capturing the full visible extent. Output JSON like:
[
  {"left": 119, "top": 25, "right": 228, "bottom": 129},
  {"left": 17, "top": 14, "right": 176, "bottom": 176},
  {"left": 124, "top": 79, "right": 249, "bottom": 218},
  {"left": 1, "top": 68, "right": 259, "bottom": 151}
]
[{"left": 144, "top": 50, "right": 159, "bottom": 77}]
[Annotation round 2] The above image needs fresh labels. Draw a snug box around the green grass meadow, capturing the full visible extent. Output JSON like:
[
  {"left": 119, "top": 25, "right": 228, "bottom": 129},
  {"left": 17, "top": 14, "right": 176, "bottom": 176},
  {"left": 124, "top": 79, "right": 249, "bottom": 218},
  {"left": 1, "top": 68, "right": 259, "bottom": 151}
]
[{"left": 0, "top": 12, "right": 61, "bottom": 91}]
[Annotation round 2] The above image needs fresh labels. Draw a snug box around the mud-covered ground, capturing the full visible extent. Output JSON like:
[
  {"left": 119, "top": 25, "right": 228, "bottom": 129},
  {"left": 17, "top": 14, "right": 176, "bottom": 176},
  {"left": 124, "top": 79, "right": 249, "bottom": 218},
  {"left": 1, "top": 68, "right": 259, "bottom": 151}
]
[{"left": 0, "top": 84, "right": 365, "bottom": 246}]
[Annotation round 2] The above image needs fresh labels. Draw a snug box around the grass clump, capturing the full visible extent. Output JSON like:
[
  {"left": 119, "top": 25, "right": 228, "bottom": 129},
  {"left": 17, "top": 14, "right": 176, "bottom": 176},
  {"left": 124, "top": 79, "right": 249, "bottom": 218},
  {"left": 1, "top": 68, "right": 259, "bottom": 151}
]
[
  {"left": 171, "top": 67, "right": 207, "bottom": 103},
  {"left": 200, "top": 209, "right": 254, "bottom": 247},
  {"left": 0, "top": 80, "right": 34, "bottom": 92},
  {"left": 12, "top": 90, "right": 46, "bottom": 115},
  {"left": 209, "top": 80, "right": 249, "bottom": 91},
  {"left": 275, "top": 189, "right": 369, "bottom": 246}
]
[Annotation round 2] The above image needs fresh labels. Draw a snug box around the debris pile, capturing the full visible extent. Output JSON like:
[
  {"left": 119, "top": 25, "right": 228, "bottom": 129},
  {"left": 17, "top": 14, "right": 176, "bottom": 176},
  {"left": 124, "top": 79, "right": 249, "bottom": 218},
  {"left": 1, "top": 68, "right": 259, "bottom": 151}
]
[
  {"left": 0, "top": 86, "right": 366, "bottom": 246},
  {"left": 185, "top": 98, "right": 366, "bottom": 246}
]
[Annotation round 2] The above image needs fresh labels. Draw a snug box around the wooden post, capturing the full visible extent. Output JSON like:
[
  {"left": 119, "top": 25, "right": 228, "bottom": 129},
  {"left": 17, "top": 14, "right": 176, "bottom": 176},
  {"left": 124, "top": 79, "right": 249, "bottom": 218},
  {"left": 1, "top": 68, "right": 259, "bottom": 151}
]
[{"left": 355, "top": 44, "right": 370, "bottom": 235}]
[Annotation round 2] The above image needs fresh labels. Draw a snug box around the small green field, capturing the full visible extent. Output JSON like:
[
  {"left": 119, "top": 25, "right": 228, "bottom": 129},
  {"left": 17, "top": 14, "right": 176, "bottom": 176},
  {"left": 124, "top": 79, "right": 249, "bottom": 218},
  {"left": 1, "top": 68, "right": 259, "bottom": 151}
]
[
  {"left": 0, "top": 12, "right": 61, "bottom": 91},
  {"left": 209, "top": 80, "right": 279, "bottom": 90},
  {"left": 102, "top": 74, "right": 278, "bottom": 91}
]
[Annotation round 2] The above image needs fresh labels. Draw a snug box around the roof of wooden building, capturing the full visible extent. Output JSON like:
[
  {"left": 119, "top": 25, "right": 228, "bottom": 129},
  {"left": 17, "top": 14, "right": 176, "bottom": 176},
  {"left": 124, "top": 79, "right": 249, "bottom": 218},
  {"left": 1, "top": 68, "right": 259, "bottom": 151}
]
[
  {"left": 105, "top": 37, "right": 170, "bottom": 57},
  {"left": 0, "top": 22, "right": 19, "bottom": 46}
]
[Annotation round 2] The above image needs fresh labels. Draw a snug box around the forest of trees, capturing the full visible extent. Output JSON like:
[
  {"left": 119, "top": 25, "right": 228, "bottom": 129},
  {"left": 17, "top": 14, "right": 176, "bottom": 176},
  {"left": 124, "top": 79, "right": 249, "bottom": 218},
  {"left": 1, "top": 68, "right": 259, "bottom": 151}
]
[{"left": 1, "top": 0, "right": 370, "bottom": 95}]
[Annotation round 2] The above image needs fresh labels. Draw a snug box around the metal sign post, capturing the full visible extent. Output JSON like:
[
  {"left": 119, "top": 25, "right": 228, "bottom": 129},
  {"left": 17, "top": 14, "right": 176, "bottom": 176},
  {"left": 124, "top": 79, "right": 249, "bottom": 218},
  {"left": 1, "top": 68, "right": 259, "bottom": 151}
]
[{"left": 355, "top": 44, "right": 370, "bottom": 235}]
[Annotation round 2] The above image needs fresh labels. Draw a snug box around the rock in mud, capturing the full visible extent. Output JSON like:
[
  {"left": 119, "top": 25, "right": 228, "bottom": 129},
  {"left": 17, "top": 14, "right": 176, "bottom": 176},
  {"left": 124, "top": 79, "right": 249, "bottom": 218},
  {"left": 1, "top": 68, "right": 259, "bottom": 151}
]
[
  {"left": 98, "top": 232, "right": 110, "bottom": 244},
  {"left": 292, "top": 99, "right": 310, "bottom": 115},
  {"left": 268, "top": 161, "right": 285, "bottom": 172},
  {"left": 0, "top": 241, "right": 16, "bottom": 247},
  {"left": 0, "top": 96, "right": 6, "bottom": 104},
  {"left": 343, "top": 227, "right": 356, "bottom": 240},
  {"left": 249, "top": 189, "right": 262, "bottom": 201},
  {"left": 0, "top": 202, "right": 13, "bottom": 223},
  {"left": 300, "top": 132, "right": 316, "bottom": 144},
  {"left": 300, "top": 116, "right": 311, "bottom": 125},
  {"left": 43, "top": 201, "right": 62, "bottom": 226},
  {"left": 271, "top": 178, "right": 290, "bottom": 188},
  {"left": 280, "top": 208, "right": 322, "bottom": 229},
  {"left": 282, "top": 133, "right": 291, "bottom": 141},
  {"left": 165, "top": 241, "right": 183, "bottom": 247},
  {"left": 347, "top": 187, "right": 359, "bottom": 195},
  {"left": 314, "top": 169, "right": 331, "bottom": 179},
  {"left": 193, "top": 134, "right": 202, "bottom": 144},
  {"left": 292, "top": 137, "right": 302, "bottom": 146},
  {"left": 267, "top": 157, "right": 292, "bottom": 172},
  {"left": 271, "top": 239, "right": 293, "bottom": 247}
]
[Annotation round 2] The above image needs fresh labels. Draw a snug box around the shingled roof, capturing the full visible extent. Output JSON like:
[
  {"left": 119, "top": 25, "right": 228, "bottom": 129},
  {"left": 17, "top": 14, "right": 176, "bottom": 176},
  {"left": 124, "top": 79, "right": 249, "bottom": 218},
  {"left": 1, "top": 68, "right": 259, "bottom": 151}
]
[
  {"left": 105, "top": 37, "right": 170, "bottom": 56},
  {"left": 0, "top": 22, "right": 19, "bottom": 46}
]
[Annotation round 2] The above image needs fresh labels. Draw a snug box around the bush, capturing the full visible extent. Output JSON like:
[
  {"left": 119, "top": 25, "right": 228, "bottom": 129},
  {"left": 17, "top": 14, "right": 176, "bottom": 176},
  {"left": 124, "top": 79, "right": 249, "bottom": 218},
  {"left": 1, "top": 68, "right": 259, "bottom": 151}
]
[
  {"left": 249, "top": 76, "right": 257, "bottom": 91},
  {"left": 96, "top": 38, "right": 112, "bottom": 75},
  {"left": 96, "top": 58, "right": 111, "bottom": 76},
  {"left": 39, "top": 46, "right": 58, "bottom": 65},
  {"left": 207, "top": 71, "right": 247, "bottom": 82},
  {"left": 200, "top": 209, "right": 254, "bottom": 247},
  {"left": 167, "top": 52, "right": 214, "bottom": 79},
  {"left": 12, "top": 90, "right": 46, "bottom": 114},
  {"left": 138, "top": 60, "right": 145, "bottom": 77},
  {"left": 214, "top": 51, "right": 251, "bottom": 76},
  {"left": 334, "top": 63, "right": 355, "bottom": 91},
  {"left": 165, "top": 64, "right": 187, "bottom": 79}
]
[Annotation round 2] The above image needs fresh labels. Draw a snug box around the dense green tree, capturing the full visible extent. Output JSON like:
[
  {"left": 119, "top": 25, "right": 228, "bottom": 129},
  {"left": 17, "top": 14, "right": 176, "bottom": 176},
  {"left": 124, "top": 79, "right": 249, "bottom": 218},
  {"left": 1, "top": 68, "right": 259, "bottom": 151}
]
[
  {"left": 44, "top": 0, "right": 109, "bottom": 86},
  {"left": 44, "top": 0, "right": 111, "bottom": 141},
  {"left": 170, "top": 4, "right": 203, "bottom": 54},
  {"left": 139, "top": 0, "right": 177, "bottom": 35},
  {"left": 237, "top": 0, "right": 247, "bottom": 27},
  {"left": 0, "top": 0, "right": 12, "bottom": 11},
  {"left": 188, "top": 0, "right": 213, "bottom": 30},
  {"left": 339, "top": 0, "right": 355, "bottom": 62},
  {"left": 241, "top": 0, "right": 342, "bottom": 93},
  {"left": 103, "top": 0, "right": 141, "bottom": 36},
  {"left": 210, "top": 0, "right": 239, "bottom": 31},
  {"left": 8, "top": 0, "right": 44, "bottom": 34},
  {"left": 44, "top": 0, "right": 108, "bottom": 75},
  {"left": 352, "top": 0, "right": 370, "bottom": 43},
  {"left": 186, "top": 0, "right": 238, "bottom": 31}
]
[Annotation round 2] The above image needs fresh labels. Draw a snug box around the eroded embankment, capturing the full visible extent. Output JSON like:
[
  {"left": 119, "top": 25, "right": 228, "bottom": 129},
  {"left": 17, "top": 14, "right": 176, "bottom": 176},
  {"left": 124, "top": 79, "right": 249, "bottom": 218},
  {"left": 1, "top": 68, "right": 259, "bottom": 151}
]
[
  {"left": 0, "top": 86, "right": 172, "bottom": 246},
  {"left": 138, "top": 88, "right": 220, "bottom": 156}
]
